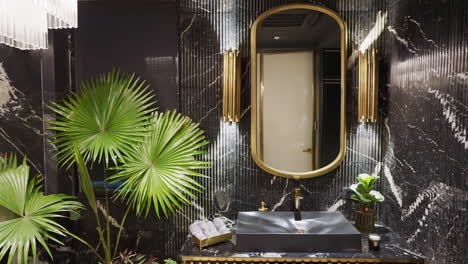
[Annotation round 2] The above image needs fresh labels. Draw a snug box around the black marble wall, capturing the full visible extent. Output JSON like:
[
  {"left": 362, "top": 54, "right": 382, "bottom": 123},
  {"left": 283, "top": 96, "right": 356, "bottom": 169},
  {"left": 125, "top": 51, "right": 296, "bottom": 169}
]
[
  {"left": 1, "top": 0, "right": 467, "bottom": 263},
  {"left": 0, "top": 47, "right": 45, "bottom": 175},
  {"left": 176, "top": 0, "right": 385, "bottom": 255},
  {"left": 0, "top": 31, "right": 74, "bottom": 195},
  {"left": 381, "top": 0, "right": 468, "bottom": 263},
  {"left": 75, "top": 0, "right": 387, "bottom": 261},
  {"left": 1, "top": 0, "right": 387, "bottom": 262},
  {"left": 174, "top": 0, "right": 468, "bottom": 263}
]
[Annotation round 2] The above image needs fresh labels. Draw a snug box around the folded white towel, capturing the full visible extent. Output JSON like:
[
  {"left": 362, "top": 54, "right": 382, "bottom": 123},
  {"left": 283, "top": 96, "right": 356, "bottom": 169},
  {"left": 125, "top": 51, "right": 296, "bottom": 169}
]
[
  {"left": 218, "top": 227, "right": 230, "bottom": 234},
  {"left": 212, "top": 218, "right": 226, "bottom": 230},
  {"left": 192, "top": 231, "right": 206, "bottom": 240},
  {"left": 205, "top": 230, "right": 221, "bottom": 238},
  {"left": 198, "top": 221, "right": 210, "bottom": 232},
  {"left": 189, "top": 222, "right": 203, "bottom": 235},
  {"left": 206, "top": 221, "right": 218, "bottom": 232}
]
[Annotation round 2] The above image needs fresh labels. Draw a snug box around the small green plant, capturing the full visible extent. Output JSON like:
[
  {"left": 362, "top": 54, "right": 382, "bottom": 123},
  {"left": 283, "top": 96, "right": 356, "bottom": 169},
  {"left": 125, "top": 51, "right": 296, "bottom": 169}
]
[
  {"left": 349, "top": 173, "right": 384, "bottom": 207},
  {"left": 163, "top": 259, "right": 177, "bottom": 264}
]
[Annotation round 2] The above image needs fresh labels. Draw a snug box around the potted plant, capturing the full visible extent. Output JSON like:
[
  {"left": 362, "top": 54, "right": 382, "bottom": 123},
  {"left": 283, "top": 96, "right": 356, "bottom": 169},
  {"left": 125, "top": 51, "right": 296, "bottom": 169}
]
[
  {"left": 0, "top": 71, "right": 209, "bottom": 263},
  {"left": 48, "top": 70, "right": 210, "bottom": 263},
  {"left": 349, "top": 173, "right": 384, "bottom": 233}
]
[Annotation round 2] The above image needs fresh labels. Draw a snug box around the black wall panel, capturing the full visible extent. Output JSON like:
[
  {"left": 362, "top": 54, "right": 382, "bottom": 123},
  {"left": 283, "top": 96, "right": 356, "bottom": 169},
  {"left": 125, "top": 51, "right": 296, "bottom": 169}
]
[{"left": 1, "top": 0, "right": 467, "bottom": 263}]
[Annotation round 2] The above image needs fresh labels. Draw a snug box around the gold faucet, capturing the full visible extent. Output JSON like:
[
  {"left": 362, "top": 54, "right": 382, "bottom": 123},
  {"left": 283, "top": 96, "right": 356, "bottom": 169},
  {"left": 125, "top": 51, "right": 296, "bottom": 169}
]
[
  {"left": 258, "top": 201, "right": 269, "bottom": 212},
  {"left": 294, "top": 188, "right": 303, "bottom": 211},
  {"left": 294, "top": 188, "right": 303, "bottom": 221}
]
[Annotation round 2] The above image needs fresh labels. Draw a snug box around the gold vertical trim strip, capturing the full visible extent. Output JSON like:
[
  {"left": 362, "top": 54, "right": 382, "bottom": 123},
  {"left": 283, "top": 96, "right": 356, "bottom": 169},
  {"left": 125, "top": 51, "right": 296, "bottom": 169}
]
[
  {"left": 228, "top": 52, "right": 233, "bottom": 120},
  {"left": 373, "top": 49, "right": 379, "bottom": 122},
  {"left": 366, "top": 50, "right": 370, "bottom": 120},
  {"left": 223, "top": 50, "right": 241, "bottom": 122},
  {"left": 223, "top": 52, "right": 229, "bottom": 122},
  {"left": 259, "top": 53, "right": 264, "bottom": 160},
  {"left": 358, "top": 48, "right": 378, "bottom": 122},
  {"left": 258, "top": 53, "right": 265, "bottom": 160},
  {"left": 358, "top": 52, "right": 365, "bottom": 121},
  {"left": 235, "top": 50, "right": 241, "bottom": 121},
  {"left": 366, "top": 51, "right": 369, "bottom": 120}
]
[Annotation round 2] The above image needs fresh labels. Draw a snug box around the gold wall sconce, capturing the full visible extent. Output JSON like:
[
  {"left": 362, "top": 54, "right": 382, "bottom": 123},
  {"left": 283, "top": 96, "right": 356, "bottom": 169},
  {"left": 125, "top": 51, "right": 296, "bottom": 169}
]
[
  {"left": 358, "top": 48, "right": 379, "bottom": 122},
  {"left": 223, "top": 50, "right": 241, "bottom": 122}
]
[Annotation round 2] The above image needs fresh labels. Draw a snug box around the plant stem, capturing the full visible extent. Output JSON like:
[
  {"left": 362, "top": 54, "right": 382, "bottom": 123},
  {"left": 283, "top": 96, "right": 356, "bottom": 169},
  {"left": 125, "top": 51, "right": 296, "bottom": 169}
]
[
  {"left": 105, "top": 190, "right": 112, "bottom": 262},
  {"left": 74, "top": 149, "right": 109, "bottom": 261},
  {"left": 113, "top": 205, "right": 131, "bottom": 258},
  {"left": 94, "top": 202, "right": 111, "bottom": 262},
  {"left": 65, "top": 230, "right": 105, "bottom": 263},
  {"left": 98, "top": 223, "right": 111, "bottom": 262}
]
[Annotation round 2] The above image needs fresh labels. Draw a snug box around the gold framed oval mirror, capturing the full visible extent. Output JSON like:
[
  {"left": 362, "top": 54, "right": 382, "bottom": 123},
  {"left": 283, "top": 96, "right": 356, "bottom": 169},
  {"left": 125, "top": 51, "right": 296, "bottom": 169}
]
[{"left": 250, "top": 4, "right": 347, "bottom": 179}]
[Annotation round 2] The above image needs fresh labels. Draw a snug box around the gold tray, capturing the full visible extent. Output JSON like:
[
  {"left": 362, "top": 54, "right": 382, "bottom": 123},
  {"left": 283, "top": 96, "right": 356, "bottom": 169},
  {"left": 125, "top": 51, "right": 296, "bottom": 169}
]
[{"left": 192, "top": 232, "right": 233, "bottom": 248}]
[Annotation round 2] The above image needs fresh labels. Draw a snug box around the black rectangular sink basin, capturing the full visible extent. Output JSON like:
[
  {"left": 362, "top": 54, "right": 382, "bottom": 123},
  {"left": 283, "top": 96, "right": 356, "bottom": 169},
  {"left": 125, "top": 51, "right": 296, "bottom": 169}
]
[{"left": 236, "top": 211, "right": 361, "bottom": 253}]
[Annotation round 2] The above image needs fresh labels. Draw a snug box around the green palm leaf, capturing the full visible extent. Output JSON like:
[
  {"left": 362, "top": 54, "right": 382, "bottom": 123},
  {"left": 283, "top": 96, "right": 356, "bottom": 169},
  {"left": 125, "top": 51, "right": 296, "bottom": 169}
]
[
  {"left": 108, "top": 110, "right": 211, "bottom": 217},
  {"left": 0, "top": 154, "right": 83, "bottom": 264},
  {"left": 49, "top": 70, "right": 156, "bottom": 168}
]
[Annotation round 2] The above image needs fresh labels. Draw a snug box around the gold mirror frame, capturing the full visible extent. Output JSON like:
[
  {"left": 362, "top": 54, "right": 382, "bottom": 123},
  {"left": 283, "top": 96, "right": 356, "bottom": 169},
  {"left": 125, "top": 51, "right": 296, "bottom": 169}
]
[{"left": 250, "top": 4, "right": 348, "bottom": 179}]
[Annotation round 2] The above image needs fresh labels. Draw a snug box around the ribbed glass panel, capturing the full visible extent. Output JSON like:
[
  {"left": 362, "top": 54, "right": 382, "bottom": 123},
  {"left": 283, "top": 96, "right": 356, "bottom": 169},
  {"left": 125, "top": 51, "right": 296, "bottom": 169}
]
[
  {"left": 38, "top": 0, "right": 78, "bottom": 29},
  {"left": 0, "top": 0, "right": 77, "bottom": 50},
  {"left": 0, "top": 0, "right": 48, "bottom": 49},
  {"left": 382, "top": 0, "right": 468, "bottom": 263}
]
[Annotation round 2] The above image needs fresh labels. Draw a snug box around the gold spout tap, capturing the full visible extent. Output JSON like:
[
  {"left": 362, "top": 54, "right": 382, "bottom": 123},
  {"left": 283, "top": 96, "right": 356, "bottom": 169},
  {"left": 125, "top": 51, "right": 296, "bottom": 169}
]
[
  {"left": 294, "top": 187, "right": 303, "bottom": 211},
  {"left": 258, "top": 201, "right": 269, "bottom": 212}
]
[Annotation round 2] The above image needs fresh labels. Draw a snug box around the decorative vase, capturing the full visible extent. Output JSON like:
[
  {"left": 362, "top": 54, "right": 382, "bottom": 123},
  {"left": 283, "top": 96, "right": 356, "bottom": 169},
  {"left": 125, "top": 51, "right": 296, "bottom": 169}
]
[{"left": 355, "top": 207, "right": 375, "bottom": 233}]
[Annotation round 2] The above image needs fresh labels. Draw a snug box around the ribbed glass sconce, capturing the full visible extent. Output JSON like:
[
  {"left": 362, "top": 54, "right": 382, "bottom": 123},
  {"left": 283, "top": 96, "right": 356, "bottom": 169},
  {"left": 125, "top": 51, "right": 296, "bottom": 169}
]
[
  {"left": 358, "top": 48, "right": 379, "bottom": 122},
  {"left": 223, "top": 50, "right": 241, "bottom": 122},
  {"left": 0, "top": 0, "right": 77, "bottom": 50}
]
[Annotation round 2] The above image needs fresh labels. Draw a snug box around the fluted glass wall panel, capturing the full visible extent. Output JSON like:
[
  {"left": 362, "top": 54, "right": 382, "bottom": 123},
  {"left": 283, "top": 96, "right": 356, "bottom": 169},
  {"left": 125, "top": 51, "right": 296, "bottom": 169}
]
[
  {"left": 0, "top": 0, "right": 77, "bottom": 50},
  {"left": 176, "top": 0, "right": 385, "bottom": 257},
  {"left": 381, "top": 0, "right": 468, "bottom": 263},
  {"left": 0, "top": 0, "right": 48, "bottom": 49}
]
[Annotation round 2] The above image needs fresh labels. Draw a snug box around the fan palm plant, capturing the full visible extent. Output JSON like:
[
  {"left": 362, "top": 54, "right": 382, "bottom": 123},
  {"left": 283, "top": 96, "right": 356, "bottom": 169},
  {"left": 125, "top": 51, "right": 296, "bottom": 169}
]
[
  {"left": 109, "top": 111, "right": 210, "bottom": 217},
  {"left": 49, "top": 70, "right": 210, "bottom": 263},
  {"left": 49, "top": 70, "right": 156, "bottom": 168},
  {"left": 0, "top": 154, "right": 83, "bottom": 264}
]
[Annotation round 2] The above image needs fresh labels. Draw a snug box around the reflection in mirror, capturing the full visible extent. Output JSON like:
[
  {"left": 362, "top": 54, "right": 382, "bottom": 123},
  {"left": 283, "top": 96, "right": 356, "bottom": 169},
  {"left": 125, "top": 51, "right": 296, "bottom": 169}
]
[{"left": 251, "top": 5, "right": 346, "bottom": 178}]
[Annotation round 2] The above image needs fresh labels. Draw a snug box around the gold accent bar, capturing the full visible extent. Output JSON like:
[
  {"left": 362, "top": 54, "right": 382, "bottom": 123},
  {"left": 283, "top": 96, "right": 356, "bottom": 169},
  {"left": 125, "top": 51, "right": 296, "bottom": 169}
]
[
  {"left": 181, "top": 256, "right": 424, "bottom": 264},
  {"left": 192, "top": 232, "right": 233, "bottom": 248},
  {"left": 358, "top": 48, "right": 379, "bottom": 122},
  {"left": 223, "top": 50, "right": 241, "bottom": 122}
]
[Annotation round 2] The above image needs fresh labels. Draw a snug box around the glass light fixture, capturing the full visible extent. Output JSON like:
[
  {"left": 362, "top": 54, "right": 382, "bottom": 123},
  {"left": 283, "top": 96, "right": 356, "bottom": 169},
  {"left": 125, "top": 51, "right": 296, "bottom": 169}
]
[{"left": 0, "top": 0, "right": 77, "bottom": 50}]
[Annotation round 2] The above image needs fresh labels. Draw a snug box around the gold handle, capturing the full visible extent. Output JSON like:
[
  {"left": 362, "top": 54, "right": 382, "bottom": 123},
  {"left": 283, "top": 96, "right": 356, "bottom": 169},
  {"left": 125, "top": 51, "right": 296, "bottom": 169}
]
[
  {"left": 302, "top": 148, "right": 312, "bottom": 153},
  {"left": 258, "top": 201, "right": 269, "bottom": 212}
]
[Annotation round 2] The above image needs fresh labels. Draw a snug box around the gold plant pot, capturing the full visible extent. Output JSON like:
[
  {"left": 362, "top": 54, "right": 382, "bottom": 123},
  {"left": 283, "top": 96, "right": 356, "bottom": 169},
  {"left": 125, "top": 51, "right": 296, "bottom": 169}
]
[{"left": 355, "top": 207, "right": 375, "bottom": 233}]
